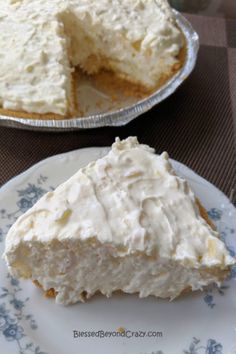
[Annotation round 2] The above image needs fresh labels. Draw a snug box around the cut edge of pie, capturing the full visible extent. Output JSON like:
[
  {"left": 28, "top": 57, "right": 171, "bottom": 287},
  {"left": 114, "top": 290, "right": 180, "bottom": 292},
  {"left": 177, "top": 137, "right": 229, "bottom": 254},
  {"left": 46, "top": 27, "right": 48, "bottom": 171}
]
[
  {"left": 0, "top": 44, "right": 186, "bottom": 121},
  {"left": 32, "top": 199, "right": 229, "bottom": 301},
  {"left": 3, "top": 137, "right": 235, "bottom": 306}
]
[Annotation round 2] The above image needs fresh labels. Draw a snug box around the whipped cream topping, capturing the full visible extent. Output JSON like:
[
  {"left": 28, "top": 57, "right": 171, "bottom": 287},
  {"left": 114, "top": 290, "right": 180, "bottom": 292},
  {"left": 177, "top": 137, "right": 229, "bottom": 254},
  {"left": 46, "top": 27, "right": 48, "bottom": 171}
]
[
  {"left": 4, "top": 137, "right": 234, "bottom": 267},
  {"left": 0, "top": 0, "right": 72, "bottom": 115},
  {"left": 3, "top": 137, "right": 235, "bottom": 305},
  {"left": 68, "top": 0, "right": 184, "bottom": 84},
  {"left": 0, "top": 0, "right": 183, "bottom": 115}
]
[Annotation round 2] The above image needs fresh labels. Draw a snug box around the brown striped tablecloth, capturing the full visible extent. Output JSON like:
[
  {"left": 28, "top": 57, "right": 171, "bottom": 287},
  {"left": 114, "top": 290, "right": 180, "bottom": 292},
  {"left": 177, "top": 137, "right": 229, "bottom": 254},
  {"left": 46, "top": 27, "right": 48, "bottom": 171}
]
[{"left": 0, "top": 8, "right": 236, "bottom": 205}]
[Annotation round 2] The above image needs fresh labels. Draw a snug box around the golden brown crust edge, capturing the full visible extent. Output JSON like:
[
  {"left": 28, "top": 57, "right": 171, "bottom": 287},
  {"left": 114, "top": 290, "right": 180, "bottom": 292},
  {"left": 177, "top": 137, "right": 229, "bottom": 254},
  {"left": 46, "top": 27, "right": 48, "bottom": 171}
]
[
  {"left": 85, "top": 39, "right": 187, "bottom": 101},
  {"left": 195, "top": 199, "right": 216, "bottom": 231}
]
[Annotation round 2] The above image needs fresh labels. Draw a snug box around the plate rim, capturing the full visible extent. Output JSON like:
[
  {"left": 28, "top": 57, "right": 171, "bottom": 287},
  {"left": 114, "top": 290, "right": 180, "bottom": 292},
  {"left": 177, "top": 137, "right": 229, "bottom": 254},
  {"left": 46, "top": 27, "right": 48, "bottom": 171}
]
[{"left": 0, "top": 147, "right": 236, "bottom": 354}]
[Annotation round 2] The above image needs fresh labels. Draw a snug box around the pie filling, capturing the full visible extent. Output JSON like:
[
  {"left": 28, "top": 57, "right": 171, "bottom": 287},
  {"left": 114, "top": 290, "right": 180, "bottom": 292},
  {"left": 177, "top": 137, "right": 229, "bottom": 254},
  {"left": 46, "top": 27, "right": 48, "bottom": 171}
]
[
  {"left": 0, "top": 0, "right": 185, "bottom": 117},
  {"left": 3, "top": 137, "right": 235, "bottom": 305}
]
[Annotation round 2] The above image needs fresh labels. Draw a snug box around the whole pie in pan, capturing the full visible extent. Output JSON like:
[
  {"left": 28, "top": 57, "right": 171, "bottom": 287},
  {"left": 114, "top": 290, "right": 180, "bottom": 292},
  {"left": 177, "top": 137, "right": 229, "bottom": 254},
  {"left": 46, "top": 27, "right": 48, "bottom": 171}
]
[{"left": 0, "top": 0, "right": 185, "bottom": 120}]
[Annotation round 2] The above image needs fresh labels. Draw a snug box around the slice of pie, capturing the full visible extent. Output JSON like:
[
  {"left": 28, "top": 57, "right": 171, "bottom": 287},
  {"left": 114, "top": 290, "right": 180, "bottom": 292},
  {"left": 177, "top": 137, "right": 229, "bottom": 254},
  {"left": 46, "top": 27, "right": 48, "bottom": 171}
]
[
  {"left": 0, "top": 0, "right": 185, "bottom": 118},
  {"left": 3, "top": 137, "right": 235, "bottom": 305}
]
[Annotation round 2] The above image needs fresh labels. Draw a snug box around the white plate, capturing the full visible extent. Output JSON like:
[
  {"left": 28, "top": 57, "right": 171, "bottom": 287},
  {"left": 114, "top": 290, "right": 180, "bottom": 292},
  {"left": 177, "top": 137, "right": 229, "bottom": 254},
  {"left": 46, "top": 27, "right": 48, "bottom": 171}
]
[{"left": 0, "top": 147, "right": 235, "bottom": 354}]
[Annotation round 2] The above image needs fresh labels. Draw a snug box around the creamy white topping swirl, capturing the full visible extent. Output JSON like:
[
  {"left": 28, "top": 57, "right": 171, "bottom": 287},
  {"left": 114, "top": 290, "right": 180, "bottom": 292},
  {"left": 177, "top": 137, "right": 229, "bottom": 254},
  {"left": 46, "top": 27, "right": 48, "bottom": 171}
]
[{"left": 4, "top": 137, "right": 235, "bottom": 269}]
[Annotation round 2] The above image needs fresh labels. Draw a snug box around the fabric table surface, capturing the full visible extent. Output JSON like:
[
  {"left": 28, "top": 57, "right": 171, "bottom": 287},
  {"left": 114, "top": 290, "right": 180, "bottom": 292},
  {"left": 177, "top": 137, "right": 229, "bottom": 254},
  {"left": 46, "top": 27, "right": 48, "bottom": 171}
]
[{"left": 0, "top": 7, "right": 236, "bottom": 205}]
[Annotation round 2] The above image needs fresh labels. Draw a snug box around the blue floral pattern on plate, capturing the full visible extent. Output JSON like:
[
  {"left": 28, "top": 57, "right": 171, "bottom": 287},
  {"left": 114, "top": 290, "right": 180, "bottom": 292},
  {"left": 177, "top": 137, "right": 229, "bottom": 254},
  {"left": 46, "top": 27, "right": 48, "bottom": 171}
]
[
  {"left": 0, "top": 151, "right": 235, "bottom": 354},
  {"left": 183, "top": 337, "right": 223, "bottom": 354},
  {"left": 146, "top": 337, "right": 224, "bottom": 354},
  {"left": 202, "top": 208, "right": 236, "bottom": 308},
  {"left": 0, "top": 177, "right": 50, "bottom": 354}
]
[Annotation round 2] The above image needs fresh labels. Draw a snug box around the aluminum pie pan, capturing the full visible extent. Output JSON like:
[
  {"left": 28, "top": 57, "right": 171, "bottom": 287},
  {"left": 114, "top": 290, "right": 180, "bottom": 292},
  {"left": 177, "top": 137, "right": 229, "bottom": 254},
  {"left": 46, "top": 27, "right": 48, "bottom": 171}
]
[{"left": 0, "top": 10, "right": 199, "bottom": 132}]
